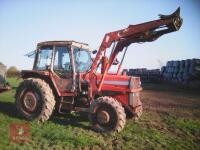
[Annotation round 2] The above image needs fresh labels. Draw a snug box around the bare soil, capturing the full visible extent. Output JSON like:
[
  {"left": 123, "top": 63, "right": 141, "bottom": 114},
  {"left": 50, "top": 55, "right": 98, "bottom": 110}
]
[{"left": 142, "top": 83, "right": 200, "bottom": 119}]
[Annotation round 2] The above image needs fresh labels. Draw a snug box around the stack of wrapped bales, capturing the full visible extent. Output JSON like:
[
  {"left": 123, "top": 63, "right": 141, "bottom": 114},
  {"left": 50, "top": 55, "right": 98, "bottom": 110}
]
[
  {"left": 161, "top": 59, "right": 200, "bottom": 89},
  {"left": 128, "top": 68, "right": 161, "bottom": 83}
]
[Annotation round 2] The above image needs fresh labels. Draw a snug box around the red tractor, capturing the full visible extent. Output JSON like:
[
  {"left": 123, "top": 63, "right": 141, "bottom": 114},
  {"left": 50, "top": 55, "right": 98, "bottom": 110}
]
[{"left": 15, "top": 8, "right": 182, "bottom": 132}]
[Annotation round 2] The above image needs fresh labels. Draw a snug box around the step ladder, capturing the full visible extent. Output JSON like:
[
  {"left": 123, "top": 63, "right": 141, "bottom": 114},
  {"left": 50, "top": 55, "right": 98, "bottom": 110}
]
[{"left": 58, "top": 96, "right": 74, "bottom": 114}]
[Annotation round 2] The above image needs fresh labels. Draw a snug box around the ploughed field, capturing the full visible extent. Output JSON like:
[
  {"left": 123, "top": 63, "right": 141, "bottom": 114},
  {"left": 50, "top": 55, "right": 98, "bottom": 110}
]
[{"left": 0, "top": 78, "right": 200, "bottom": 149}]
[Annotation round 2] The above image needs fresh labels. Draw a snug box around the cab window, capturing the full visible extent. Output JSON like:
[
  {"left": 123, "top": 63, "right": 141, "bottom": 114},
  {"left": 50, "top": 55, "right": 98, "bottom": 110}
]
[
  {"left": 53, "top": 47, "right": 71, "bottom": 73},
  {"left": 73, "top": 48, "right": 92, "bottom": 73},
  {"left": 35, "top": 46, "right": 53, "bottom": 70}
]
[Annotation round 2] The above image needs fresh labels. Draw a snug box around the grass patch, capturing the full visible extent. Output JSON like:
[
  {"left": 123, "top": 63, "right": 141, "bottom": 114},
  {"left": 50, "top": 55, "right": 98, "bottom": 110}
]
[
  {"left": 163, "top": 115, "right": 200, "bottom": 135},
  {"left": 7, "top": 77, "right": 21, "bottom": 87}
]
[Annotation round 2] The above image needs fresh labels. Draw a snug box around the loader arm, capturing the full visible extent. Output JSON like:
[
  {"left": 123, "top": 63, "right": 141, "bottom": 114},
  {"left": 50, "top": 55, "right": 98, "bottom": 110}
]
[
  {"left": 87, "top": 7, "right": 182, "bottom": 97},
  {"left": 90, "top": 7, "right": 182, "bottom": 74}
]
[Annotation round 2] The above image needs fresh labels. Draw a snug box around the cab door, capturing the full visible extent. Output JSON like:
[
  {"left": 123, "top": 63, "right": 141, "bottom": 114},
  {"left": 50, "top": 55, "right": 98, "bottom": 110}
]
[{"left": 52, "top": 46, "right": 73, "bottom": 93}]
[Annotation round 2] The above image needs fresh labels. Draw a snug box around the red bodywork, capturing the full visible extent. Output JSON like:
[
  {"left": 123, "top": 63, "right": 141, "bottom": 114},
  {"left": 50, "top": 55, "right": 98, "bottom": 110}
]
[{"left": 21, "top": 8, "right": 182, "bottom": 115}]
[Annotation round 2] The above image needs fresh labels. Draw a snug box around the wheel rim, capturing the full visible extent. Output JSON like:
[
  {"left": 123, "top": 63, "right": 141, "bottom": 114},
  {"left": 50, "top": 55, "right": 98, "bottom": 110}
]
[
  {"left": 23, "top": 91, "right": 37, "bottom": 112},
  {"left": 97, "top": 110, "right": 110, "bottom": 124},
  {"left": 95, "top": 105, "right": 117, "bottom": 130}
]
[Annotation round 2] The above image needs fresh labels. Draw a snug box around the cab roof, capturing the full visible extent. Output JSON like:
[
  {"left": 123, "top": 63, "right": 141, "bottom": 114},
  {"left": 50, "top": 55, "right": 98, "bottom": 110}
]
[{"left": 37, "top": 40, "right": 92, "bottom": 51}]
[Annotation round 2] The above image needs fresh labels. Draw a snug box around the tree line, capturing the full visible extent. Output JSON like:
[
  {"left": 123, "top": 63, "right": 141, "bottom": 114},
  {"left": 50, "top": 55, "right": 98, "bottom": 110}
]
[
  {"left": 0, "top": 62, "right": 20, "bottom": 77},
  {"left": 6, "top": 66, "right": 21, "bottom": 77}
]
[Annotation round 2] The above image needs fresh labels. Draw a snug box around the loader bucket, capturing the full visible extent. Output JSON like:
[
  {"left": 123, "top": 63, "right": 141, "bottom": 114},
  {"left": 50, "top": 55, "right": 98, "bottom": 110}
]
[{"left": 159, "top": 7, "right": 183, "bottom": 31}]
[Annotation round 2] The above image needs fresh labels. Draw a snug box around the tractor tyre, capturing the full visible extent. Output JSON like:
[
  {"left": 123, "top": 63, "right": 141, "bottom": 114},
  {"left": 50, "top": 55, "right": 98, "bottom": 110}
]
[
  {"left": 89, "top": 96, "right": 126, "bottom": 132},
  {"left": 15, "top": 78, "right": 55, "bottom": 123}
]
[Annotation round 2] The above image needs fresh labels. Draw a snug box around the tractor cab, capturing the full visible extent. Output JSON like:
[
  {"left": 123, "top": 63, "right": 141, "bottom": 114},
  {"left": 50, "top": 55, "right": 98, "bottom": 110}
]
[
  {"left": 23, "top": 41, "right": 93, "bottom": 93},
  {"left": 34, "top": 41, "right": 93, "bottom": 75}
]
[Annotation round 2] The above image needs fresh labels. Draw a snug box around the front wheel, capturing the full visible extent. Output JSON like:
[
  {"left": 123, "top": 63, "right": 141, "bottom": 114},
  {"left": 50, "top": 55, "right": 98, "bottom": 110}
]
[
  {"left": 89, "top": 96, "right": 126, "bottom": 132},
  {"left": 15, "top": 78, "right": 55, "bottom": 123}
]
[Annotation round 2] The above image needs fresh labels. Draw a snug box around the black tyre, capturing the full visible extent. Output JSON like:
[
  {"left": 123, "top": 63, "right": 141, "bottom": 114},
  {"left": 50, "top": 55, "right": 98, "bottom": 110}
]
[
  {"left": 15, "top": 78, "right": 55, "bottom": 122},
  {"left": 89, "top": 96, "right": 126, "bottom": 132}
]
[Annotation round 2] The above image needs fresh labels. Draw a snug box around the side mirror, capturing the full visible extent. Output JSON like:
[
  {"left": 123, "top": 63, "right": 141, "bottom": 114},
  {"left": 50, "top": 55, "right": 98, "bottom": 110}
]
[
  {"left": 24, "top": 50, "right": 36, "bottom": 58},
  {"left": 92, "top": 50, "right": 97, "bottom": 54}
]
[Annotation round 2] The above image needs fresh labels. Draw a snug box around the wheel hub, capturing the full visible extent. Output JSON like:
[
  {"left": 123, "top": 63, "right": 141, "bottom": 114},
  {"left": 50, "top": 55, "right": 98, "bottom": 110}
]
[
  {"left": 23, "top": 92, "right": 37, "bottom": 112},
  {"left": 97, "top": 110, "right": 110, "bottom": 124}
]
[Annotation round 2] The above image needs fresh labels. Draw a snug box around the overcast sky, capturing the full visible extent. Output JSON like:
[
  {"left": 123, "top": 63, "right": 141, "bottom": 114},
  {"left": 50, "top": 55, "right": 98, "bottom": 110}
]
[{"left": 0, "top": 0, "right": 200, "bottom": 70}]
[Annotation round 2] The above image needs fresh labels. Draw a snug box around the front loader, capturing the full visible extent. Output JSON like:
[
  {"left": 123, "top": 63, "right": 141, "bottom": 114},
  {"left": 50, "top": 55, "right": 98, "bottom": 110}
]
[{"left": 15, "top": 8, "right": 182, "bottom": 132}]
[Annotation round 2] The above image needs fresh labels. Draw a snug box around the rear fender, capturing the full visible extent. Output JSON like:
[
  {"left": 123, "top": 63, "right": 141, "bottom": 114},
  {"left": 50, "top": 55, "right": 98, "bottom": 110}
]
[{"left": 21, "top": 70, "right": 60, "bottom": 99}]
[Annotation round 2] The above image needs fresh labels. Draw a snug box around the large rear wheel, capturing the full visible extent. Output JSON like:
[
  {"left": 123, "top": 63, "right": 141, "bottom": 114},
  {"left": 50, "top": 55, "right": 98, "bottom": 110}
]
[
  {"left": 89, "top": 96, "right": 126, "bottom": 132},
  {"left": 15, "top": 78, "right": 55, "bottom": 122}
]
